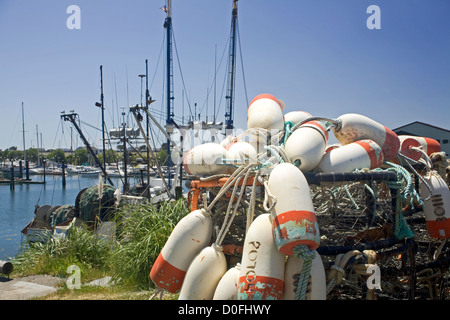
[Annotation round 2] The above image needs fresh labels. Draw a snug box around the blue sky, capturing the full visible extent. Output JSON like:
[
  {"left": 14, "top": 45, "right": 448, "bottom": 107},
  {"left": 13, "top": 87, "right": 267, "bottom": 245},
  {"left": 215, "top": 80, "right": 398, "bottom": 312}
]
[{"left": 0, "top": 0, "right": 449, "bottom": 152}]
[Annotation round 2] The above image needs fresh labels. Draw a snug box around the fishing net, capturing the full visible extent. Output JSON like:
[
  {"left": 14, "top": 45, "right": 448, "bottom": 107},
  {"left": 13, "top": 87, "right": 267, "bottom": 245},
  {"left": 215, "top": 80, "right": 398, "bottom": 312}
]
[
  {"left": 78, "top": 184, "right": 116, "bottom": 224},
  {"left": 50, "top": 204, "right": 75, "bottom": 228}
]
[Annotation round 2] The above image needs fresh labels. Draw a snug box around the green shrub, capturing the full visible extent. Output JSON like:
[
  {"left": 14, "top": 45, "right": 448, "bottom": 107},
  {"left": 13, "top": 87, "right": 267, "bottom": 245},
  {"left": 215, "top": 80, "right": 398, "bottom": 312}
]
[{"left": 110, "top": 199, "right": 188, "bottom": 289}]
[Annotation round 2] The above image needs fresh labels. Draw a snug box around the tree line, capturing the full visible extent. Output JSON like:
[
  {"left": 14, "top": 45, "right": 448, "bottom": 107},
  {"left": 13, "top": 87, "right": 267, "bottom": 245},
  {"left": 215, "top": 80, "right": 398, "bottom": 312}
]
[{"left": 0, "top": 146, "right": 168, "bottom": 166}]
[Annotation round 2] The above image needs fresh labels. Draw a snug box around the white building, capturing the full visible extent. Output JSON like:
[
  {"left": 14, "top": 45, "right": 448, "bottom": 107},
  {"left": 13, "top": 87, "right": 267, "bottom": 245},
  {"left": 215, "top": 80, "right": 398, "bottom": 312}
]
[{"left": 393, "top": 121, "right": 450, "bottom": 157}]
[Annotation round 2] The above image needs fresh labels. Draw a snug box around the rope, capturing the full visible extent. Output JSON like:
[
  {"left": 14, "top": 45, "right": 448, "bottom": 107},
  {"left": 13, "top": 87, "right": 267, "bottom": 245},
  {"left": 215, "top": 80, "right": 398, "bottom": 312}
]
[
  {"left": 326, "top": 250, "right": 361, "bottom": 294},
  {"left": 290, "top": 116, "right": 340, "bottom": 133},
  {"left": 246, "top": 170, "right": 259, "bottom": 233},
  {"left": 293, "top": 245, "right": 316, "bottom": 300}
]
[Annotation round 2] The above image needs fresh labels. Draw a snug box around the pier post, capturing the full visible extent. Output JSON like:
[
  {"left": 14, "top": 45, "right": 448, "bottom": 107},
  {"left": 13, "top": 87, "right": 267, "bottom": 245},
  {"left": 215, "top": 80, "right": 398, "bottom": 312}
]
[
  {"left": 10, "top": 165, "right": 14, "bottom": 190},
  {"left": 43, "top": 159, "right": 46, "bottom": 183},
  {"left": 19, "top": 160, "right": 23, "bottom": 179},
  {"left": 25, "top": 160, "right": 30, "bottom": 180},
  {"left": 62, "top": 160, "right": 66, "bottom": 188}
]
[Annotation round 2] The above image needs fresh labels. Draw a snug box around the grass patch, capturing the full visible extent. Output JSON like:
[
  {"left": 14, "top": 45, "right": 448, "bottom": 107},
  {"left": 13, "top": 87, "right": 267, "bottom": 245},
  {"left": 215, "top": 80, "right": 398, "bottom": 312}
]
[{"left": 11, "top": 199, "right": 189, "bottom": 296}]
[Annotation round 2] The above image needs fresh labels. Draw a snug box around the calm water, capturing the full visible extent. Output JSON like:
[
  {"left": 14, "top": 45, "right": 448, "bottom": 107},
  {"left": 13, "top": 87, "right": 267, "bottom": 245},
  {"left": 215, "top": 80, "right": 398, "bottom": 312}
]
[{"left": 0, "top": 174, "right": 127, "bottom": 260}]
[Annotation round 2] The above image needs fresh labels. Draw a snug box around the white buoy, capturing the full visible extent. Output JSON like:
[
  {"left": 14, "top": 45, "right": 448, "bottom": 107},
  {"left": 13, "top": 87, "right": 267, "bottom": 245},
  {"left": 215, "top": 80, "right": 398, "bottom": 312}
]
[
  {"left": 284, "top": 121, "right": 329, "bottom": 172},
  {"left": 220, "top": 135, "right": 238, "bottom": 149},
  {"left": 268, "top": 163, "right": 320, "bottom": 254},
  {"left": 324, "top": 143, "right": 342, "bottom": 154},
  {"left": 225, "top": 141, "right": 258, "bottom": 166},
  {"left": 282, "top": 251, "right": 326, "bottom": 300},
  {"left": 150, "top": 209, "right": 212, "bottom": 293},
  {"left": 237, "top": 213, "right": 285, "bottom": 300},
  {"left": 313, "top": 139, "right": 384, "bottom": 173},
  {"left": 178, "top": 244, "right": 227, "bottom": 300},
  {"left": 247, "top": 93, "right": 285, "bottom": 133},
  {"left": 213, "top": 264, "right": 241, "bottom": 300},
  {"left": 333, "top": 113, "right": 400, "bottom": 161},
  {"left": 284, "top": 111, "right": 312, "bottom": 126},
  {"left": 419, "top": 171, "right": 450, "bottom": 239},
  {"left": 183, "top": 143, "right": 231, "bottom": 176}
]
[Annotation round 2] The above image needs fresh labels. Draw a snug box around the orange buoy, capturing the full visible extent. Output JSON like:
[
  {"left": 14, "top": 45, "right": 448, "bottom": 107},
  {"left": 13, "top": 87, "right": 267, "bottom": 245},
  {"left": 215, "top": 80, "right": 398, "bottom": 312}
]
[
  {"left": 313, "top": 139, "right": 384, "bottom": 173},
  {"left": 213, "top": 264, "right": 241, "bottom": 300},
  {"left": 419, "top": 172, "right": 450, "bottom": 239},
  {"left": 237, "top": 213, "right": 285, "bottom": 300},
  {"left": 247, "top": 94, "right": 285, "bottom": 133},
  {"left": 399, "top": 135, "right": 441, "bottom": 157},
  {"left": 150, "top": 209, "right": 212, "bottom": 293},
  {"left": 284, "top": 121, "right": 329, "bottom": 172},
  {"left": 282, "top": 252, "right": 326, "bottom": 300},
  {"left": 333, "top": 113, "right": 400, "bottom": 161},
  {"left": 183, "top": 143, "right": 231, "bottom": 176},
  {"left": 268, "top": 163, "right": 320, "bottom": 254},
  {"left": 178, "top": 244, "right": 227, "bottom": 300}
]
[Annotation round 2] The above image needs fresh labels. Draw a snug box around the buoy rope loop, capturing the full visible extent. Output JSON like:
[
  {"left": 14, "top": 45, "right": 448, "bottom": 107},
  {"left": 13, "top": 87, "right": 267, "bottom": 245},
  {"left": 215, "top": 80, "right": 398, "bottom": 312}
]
[
  {"left": 263, "top": 180, "right": 277, "bottom": 213},
  {"left": 211, "top": 243, "right": 223, "bottom": 252},
  {"left": 395, "top": 153, "right": 433, "bottom": 202}
]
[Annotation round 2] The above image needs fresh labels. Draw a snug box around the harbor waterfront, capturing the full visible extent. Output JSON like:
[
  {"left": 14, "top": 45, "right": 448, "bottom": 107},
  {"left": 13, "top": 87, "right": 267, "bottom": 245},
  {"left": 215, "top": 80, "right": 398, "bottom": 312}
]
[{"left": 0, "top": 174, "right": 129, "bottom": 260}]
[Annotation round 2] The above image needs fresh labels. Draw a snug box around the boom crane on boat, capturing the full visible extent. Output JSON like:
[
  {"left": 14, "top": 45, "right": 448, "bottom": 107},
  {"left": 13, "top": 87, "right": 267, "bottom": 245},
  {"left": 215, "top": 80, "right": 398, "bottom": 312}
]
[{"left": 60, "top": 111, "right": 114, "bottom": 186}]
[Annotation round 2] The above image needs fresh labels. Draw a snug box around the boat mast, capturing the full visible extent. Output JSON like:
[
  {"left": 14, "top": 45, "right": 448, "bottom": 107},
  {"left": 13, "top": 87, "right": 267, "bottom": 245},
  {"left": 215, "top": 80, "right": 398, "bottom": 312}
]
[
  {"left": 145, "top": 59, "right": 150, "bottom": 190},
  {"left": 164, "top": 0, "right": 174, "bottom": 189},
  {"left": 22, "top": 102, "right": 26, "bottom": 162},
  {"left": 99, "top": 66, "right": 106, "bottom": 179},
  {"left": 225, "top": 0, "right": 238, "bottom": 131}
]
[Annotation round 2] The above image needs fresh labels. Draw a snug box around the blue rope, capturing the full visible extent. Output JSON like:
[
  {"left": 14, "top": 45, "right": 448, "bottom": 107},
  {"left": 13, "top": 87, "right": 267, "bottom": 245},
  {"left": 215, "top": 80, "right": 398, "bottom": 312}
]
[{"left": 293, "top": 245, "right": 316, "bottom": 300}]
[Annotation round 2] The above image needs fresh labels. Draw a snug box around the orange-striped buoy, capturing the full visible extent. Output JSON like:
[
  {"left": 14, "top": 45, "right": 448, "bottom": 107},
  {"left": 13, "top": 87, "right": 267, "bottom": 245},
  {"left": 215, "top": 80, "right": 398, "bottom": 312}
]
[
  {"left": 284, "top": 121, "right": 329, "bottom": 172},
  {"left": 313, "top": 139, "right": 384, "bottom": 173},
  {"left": 399, "top": 135, "right": 441, "bottom": 158},
  {"left": 247, "top": 94, "right": 285, "bottom": 133},
  {"left": 178, "top": 244, "right": 227, "bottom": 300},
  {"left": 150, "top": 209, "right": 212, "bottom": 293},
  {"left": 419, "top": 171, "right": 450, "bottom": 239},
  {"left": 333, "top": 113, "right": 400, "bottom": 161},
  {"left": 268, "top": 163, "right": 320, "bottom": 254},
  {"left": 237, "top": 213, "right": 285, "bottom": 300}
]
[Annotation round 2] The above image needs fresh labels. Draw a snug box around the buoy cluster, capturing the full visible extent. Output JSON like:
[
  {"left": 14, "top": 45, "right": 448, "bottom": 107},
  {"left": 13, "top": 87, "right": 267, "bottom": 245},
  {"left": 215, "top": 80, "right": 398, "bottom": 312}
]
[{"left": 151, "top": 93, "right": 449, "bottom": 300}]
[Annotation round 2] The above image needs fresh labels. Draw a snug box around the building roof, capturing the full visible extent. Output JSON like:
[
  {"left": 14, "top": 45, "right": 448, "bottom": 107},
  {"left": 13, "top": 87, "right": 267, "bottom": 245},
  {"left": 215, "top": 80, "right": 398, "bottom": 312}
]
[{"left": 393, "top": 121, "right": 450, "bottom": 134}]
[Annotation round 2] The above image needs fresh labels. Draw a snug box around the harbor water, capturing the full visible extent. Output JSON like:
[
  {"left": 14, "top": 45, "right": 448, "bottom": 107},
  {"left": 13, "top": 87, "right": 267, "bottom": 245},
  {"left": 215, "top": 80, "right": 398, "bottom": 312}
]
[{"left": 0, "top": 174, "right": 128, "bottom": 260}]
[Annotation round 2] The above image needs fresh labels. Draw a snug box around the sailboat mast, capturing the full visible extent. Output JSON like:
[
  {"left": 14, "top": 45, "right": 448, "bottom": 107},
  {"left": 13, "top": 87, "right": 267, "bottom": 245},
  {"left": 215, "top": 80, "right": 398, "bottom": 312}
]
[
  {"left": 225, "top": 0, "right": 238, "bottom": 131},
  {"left": 145, "top": 59, "right": 150, "bottom": 190},
  {"left": 165, "top": 0, "right": 174, "bottom": 189},
  {"left": 22, "top": 102, "right": 26, "bottom": 162},
  {"left": 100, "top": 65, "right": 106, "bottom": 177}
]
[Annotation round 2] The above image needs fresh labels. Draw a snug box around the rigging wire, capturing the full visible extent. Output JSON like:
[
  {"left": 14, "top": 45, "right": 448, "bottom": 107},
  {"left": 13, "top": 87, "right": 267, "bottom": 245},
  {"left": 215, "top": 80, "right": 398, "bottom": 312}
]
[
  {"left": 236, "top": 18, "right": 249, "bottom": 108},
  {"left": 198, "top": 36, "right": 230, "bottom": 118},
  {"left": 172, "top": 28, "right": 194, "bottom": 119}
]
